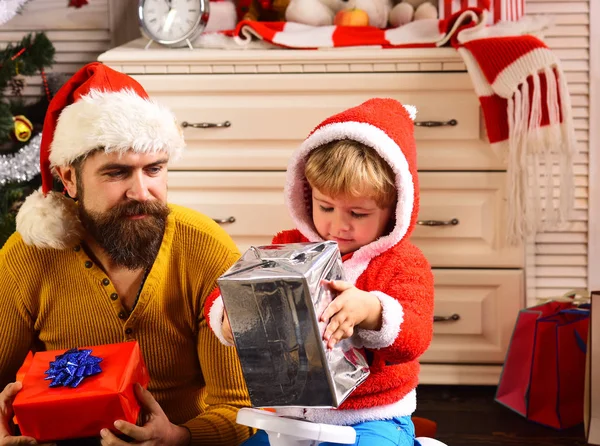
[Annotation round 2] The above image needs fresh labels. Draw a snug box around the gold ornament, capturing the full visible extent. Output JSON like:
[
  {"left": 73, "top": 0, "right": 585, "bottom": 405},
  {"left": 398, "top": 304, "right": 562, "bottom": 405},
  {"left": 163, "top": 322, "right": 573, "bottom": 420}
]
[{"left": 13, "top": 115, "right": 33, "bottom": 142}]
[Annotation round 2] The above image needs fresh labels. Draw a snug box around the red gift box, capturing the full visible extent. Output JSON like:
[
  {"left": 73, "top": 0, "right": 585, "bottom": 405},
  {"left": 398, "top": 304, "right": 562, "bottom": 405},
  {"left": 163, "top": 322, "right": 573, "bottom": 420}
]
[
  {"left": 13, "top": 341, "right": 149, "bottom": 442},
  {"left": 438, "top": 0, "right": 525, "bottom": 24},
  {"left": 15, "top": 351, "right": 34, "bottom": 383}
]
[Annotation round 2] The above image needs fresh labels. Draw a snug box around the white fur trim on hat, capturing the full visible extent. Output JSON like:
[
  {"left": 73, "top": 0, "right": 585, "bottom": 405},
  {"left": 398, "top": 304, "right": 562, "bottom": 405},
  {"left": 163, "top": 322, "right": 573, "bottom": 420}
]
[
  {"left": 403, "top": 105, "right": 417, "bottom": 121},
  {"left": 354, "top": 291, "right": 404, "bottom": 349},
  {"left": 49, "top": 89, "right": 185, "bottom": 167},
  {"left": 285, "top": 121, "right": 415, "bottom": 261},
  {"left": 16, "top": 189, "right": 83, "bottom": 250}
]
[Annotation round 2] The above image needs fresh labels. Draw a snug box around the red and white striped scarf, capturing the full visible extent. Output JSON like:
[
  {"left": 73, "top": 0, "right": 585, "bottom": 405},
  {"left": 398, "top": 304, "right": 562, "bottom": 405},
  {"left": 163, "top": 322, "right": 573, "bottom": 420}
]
[
  {"left": 218, "top": 18, "right": 448, "bottom": 49},
  {"left": 453, "top": 10, "right": 576, "bottom": 243}
]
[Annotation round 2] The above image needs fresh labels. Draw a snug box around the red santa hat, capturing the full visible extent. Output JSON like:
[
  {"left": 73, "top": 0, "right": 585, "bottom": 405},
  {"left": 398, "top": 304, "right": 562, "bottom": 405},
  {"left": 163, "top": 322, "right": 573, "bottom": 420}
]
[
  {"left": 285, "top": 98, "right": 419, "bottom": 269},
  {"left": 16, "top": 62, "right": 185, "bottom": 250}
]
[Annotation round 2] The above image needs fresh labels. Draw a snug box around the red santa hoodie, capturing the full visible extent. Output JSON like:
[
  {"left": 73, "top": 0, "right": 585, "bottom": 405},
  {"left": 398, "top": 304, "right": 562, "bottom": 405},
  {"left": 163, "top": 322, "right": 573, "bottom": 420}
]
[{"left": 206, "top": 98, "right": 434, "bottom": 426}]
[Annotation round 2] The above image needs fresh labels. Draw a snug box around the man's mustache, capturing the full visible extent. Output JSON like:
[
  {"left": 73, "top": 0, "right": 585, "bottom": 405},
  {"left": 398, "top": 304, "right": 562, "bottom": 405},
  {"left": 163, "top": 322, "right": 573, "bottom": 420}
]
[{"left": 110, "top": 200, "right": 169, "bottom": 219}]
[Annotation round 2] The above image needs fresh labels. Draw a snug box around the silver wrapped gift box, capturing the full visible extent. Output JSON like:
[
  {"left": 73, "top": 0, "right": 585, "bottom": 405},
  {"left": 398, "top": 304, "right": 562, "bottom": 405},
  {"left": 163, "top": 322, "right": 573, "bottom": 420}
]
[{"left": 218, "top": 241, "right": 370, "bottom": 408}]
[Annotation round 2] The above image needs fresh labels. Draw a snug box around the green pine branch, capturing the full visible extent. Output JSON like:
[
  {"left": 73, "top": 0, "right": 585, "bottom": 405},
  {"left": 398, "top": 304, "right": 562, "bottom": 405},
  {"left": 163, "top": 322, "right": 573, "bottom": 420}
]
[
  {"left": 0, "top": 174, "right": 42, "bottom": 248},
  {"left": 0, "top": 32, "right": 54, "bottom": 245},
  {"left": 0, "top": 32, "right": 55, "bottom": 92},
  {"left": 0, "top": 32, "right": 55, "bottom": 142},
  {"left": 0, "top": 181, "right": 29, "bottom": 248},
  {"left": 0, "top": 102, "right": 12, "bottom": 140}
]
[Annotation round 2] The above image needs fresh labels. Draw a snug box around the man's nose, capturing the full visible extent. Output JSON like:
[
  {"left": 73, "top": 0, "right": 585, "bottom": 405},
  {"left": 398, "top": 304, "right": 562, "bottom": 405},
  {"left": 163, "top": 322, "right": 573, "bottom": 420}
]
[{"left": 126, "top": 171, "right": 150, "bottom": 201}]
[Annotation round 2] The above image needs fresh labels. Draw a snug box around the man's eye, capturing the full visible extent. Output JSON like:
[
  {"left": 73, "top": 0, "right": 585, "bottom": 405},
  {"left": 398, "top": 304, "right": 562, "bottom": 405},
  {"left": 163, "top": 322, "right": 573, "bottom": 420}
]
[
  {"left": 106, "top": 171, "right": 125, "bottom": 178},
  {"left": 147, "top": 166, "right": 163, "bottom": 175},
  {"left": 319, "top": 206, "right": 333, "bottom": 213}
]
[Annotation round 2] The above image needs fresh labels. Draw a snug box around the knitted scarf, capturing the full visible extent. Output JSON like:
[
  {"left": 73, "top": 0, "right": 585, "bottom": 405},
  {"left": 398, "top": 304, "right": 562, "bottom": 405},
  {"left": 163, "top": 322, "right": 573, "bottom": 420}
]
[{"left": 451, "top": 9, "right": 577, "bottom": 243}]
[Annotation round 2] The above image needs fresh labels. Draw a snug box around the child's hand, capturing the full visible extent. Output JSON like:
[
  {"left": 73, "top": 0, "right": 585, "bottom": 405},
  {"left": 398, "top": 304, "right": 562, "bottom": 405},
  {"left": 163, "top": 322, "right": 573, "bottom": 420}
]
[
  {"left": 320, "top": 280, "right": 382, "bottom": 350},
  {"left": 222, "top": 310, "right": 234, "bottom": 345}
]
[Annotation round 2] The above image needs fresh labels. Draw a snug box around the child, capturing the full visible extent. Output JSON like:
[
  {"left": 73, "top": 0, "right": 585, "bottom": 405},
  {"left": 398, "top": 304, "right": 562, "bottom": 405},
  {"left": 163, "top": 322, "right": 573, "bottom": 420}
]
[{"left": 206, "top": 98, "right": 435, "bottom": 446}]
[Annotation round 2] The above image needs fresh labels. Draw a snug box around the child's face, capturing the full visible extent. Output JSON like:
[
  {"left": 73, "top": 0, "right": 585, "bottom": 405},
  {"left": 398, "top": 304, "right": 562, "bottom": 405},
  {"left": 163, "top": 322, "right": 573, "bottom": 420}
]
[{"left": 311, "top": 187, "right": 394, "bottom": 255}]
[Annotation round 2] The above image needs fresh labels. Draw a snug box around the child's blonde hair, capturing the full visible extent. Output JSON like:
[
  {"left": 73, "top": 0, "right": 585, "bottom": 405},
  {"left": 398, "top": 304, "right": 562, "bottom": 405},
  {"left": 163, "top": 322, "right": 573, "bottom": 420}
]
[{"left": 304, "top": 139, "right": 396, "bottom": 209}]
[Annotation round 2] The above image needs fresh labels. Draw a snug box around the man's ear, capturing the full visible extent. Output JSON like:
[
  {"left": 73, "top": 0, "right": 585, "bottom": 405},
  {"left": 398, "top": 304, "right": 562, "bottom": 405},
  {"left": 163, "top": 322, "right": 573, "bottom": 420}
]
[{"left": 54, "top": 165, "right": 78, "bottom": 199}]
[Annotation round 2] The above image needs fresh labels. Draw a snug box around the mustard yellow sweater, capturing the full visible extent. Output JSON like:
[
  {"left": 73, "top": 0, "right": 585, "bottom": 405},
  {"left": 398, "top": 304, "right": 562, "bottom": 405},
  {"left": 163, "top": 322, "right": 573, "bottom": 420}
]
[{"left": 0, "top": 204, "right": 252, "bottom": 445}]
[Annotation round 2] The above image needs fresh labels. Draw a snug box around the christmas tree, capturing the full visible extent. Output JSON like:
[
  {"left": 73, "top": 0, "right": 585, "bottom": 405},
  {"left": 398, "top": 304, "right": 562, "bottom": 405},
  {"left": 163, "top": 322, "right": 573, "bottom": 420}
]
[
  {"left": 0, "top": 32, "right": 55, "bottom": 246},
  {"left": 0, "top": 1, "right": 92, "bottom": 247}
]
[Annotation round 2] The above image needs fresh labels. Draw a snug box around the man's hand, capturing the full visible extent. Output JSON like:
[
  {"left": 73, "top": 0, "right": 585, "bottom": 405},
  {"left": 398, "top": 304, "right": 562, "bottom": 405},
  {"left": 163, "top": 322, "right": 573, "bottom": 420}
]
[
  {"left": 320, "top": 280, "right": 383, "bottom": 350},
  {"left": 100, "top": 384, "right": 190, "bottom": 446},
  {"left": 222, "top": 311, "right": 234, "bottom": 345},
  {"left": 0, "top": 382, "right": 55, "bottom": 446}
]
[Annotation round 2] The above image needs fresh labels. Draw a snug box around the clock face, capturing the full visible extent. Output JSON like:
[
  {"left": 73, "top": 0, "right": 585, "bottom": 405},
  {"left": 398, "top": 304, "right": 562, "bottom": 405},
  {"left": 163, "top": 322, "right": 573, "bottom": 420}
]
[{"left": 139, "top": 0, "right": 208, "bottom": 45}]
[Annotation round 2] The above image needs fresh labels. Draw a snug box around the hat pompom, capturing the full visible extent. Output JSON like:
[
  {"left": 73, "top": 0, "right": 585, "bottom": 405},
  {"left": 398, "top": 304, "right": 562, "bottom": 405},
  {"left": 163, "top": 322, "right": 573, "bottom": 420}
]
[
  {"left": 16, "top": 189, "right": 83, "bottom": 250},
  {"left": 403, "top": 105, "right": 417, "bottom": 121}
]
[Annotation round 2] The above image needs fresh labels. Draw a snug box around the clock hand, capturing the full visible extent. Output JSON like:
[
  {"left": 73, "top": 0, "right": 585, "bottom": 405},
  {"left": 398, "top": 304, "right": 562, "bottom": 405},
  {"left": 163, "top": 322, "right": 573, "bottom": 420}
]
[{"left": 162, "top": 7, "right": 177, "bottom": 33}]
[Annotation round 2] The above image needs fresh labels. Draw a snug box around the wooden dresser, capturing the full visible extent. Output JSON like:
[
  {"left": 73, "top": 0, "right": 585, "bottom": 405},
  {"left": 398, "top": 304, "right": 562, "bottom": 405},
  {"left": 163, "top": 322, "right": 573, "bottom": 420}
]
[{"left": 99, "top": 38, "right": 525, "bottom": 385}]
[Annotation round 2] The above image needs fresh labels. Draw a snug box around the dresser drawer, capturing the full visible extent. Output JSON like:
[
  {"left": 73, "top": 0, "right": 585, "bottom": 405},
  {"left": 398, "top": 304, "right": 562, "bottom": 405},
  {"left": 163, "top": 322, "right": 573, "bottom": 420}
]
[
  {"left": 421, "top": 269, "right": 523, "bottom": 364},
  {"left": 169, "top": 171, "right": 292, "bottom": 249},
  {"left": 167, "top": 171, "right": 522, "bottom": 268},
  {"left": 135, "top": 72, "right": 504, "bottom": 171},
  {"left": 415, "top": 172, "right": 523, "bottom": 268}
]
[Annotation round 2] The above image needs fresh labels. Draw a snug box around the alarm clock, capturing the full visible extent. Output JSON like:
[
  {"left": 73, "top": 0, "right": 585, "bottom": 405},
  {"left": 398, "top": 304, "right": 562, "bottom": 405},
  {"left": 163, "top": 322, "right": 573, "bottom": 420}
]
[{"left": 138, "top": 0, "right": 210, "bottom": 48}]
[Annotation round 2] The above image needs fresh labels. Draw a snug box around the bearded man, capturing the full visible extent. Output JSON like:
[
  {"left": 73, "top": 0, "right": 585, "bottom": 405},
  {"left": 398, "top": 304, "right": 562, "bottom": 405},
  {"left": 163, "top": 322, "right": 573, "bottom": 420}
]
[{"left": 0, "top": 63, "right": 252, "bottom": 446}]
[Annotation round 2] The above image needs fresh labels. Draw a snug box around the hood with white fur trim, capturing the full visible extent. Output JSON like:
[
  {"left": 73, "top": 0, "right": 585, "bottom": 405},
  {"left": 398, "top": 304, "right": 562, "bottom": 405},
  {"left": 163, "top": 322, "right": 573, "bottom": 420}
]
[{"left": 284, "top": 98, "right": 419, "bottom": 262}]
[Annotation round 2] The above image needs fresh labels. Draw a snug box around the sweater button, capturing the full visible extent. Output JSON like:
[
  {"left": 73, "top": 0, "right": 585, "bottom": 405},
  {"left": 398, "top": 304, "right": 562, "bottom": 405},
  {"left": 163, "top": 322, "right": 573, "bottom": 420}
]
[
  {"left": 84, "top": 260, "right": 93, "bottom": 268},
  {"left": 118, "top": 311, "right": 127, "bottom": 320},
  {"left": 102, "top": 278, "right": 110, "bottom": 286},
  {"left": 73, "top": 245, "right": 81, "bottom": 252},
  {"left": 125, "top": 328, "right": 133, "bottom": 335},
  {"left": 110, "top": 293, "right": 118, "bottom": 301}
]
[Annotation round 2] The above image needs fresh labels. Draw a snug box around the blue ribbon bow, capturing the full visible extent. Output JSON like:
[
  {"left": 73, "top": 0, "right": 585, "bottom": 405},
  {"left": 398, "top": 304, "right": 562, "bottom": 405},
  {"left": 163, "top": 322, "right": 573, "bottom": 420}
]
[{"left": 44, "top": 348, "right": 103, "bottom": 388}]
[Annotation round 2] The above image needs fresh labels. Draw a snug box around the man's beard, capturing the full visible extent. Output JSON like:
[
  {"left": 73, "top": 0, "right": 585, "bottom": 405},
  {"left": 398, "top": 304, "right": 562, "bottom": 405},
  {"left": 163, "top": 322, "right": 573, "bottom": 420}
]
[{"left": 79, "top": 200, "right": 170, "bottom": 270}]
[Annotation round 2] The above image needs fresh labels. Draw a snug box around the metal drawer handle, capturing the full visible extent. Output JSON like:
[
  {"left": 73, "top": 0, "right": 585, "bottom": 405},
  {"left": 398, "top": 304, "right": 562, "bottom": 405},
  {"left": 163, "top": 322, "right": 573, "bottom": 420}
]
[
  {"left": 213, "top": 216, "right": 236, "bottom": 224},
  {"left": 414, "top": 119, "right": 458, "bottom": 127},
  {"left": 434, "top": 314, "right": 460, "bottom": 322},
  {"left": 182, "top": 120, "right": 231, "bottom": 129},
  {"left": 417, "top": 218, "right": 459, "bottom": 226}
]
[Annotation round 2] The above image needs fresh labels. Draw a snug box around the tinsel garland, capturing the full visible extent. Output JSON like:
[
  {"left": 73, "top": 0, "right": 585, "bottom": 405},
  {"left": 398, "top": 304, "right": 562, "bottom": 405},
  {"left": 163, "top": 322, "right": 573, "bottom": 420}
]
[{"left": 0, "top": 133, "right": 41, "bottom": 186}]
